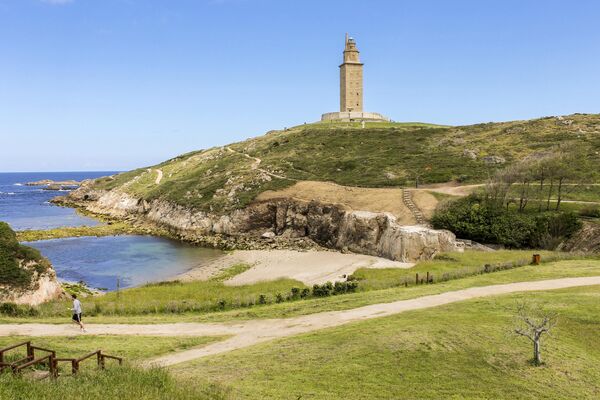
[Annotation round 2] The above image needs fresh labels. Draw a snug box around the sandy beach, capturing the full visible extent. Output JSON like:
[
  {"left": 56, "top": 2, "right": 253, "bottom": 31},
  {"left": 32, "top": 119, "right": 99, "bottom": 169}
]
[{"left": 176, "top": 249, "right": 414, "bottom": 286}]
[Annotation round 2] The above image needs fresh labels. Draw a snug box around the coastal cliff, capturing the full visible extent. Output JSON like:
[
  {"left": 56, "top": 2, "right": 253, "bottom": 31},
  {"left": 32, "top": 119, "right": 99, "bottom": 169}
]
[
  {"left": 0, "top": 222, "right": 63, "bottom": 306},
  {"left": 61, "top": 184, "right": 460, "bottom": 262}
]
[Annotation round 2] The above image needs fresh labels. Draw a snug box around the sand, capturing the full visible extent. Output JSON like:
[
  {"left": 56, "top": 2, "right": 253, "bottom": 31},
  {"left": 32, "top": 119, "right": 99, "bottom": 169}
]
[{"left": 177, "top": 249, "right": 413, "bottom": 286}]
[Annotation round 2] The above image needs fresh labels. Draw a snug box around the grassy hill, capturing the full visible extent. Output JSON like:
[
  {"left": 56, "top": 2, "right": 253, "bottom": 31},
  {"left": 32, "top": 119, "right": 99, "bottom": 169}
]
[
  {"left": 174, "top": 284, "right": 600, "bottom": 399},
  {"left": 91, "top": 114, "right": 600, "bottom": 215}
]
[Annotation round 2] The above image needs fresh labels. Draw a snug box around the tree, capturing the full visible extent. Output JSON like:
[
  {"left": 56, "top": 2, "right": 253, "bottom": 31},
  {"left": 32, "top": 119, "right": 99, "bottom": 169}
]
[{"left": 513, "top": 302, "right": 557, "bottom": 366}]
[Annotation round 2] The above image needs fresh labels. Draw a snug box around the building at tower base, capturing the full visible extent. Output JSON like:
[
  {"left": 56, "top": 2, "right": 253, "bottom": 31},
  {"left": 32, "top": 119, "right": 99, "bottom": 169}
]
[
  {"left": 321, "top": 34, "right": 390, "bottom": 123},
  {"left": 321, "top": 111, "right": 390, "bottom": 122}
]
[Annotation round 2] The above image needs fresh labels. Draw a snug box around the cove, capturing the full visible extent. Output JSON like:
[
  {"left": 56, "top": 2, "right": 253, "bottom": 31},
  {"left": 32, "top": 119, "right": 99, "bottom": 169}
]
[{"left": 27, "top": 235, "right": 224, "bottom": 291}]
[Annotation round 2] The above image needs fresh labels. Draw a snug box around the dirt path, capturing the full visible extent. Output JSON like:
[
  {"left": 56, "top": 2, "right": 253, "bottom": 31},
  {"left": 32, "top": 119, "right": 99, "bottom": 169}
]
[
  {"left": 154, "top": 169, "right": 163, "bottom": 185},
  {"left": 2, "top": 277, "right": 599, "bottom": 367},
  {"left": 225, "top": 146, "right": 294, "bottom": 181}
]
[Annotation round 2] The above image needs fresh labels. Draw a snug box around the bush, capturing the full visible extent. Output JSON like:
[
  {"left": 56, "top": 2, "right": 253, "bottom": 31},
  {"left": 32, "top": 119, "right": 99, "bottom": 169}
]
[
  {"left": 258, "top": 294, "right": 267, "bottom": 304},
  {"left": 0, "top": 302, "right": 18, "bottom": 316},
  {"left": 432, "top": 196, "right": 581, "bottom": 249},
  {"left": 0, "top": 302, "right": 38, "bottom": 317},
  {"left": 290, "top": 287, "right": 301, "bottom": 300},
  {"left": 312, "top": 282, "right": 334, "bottom": 297}
]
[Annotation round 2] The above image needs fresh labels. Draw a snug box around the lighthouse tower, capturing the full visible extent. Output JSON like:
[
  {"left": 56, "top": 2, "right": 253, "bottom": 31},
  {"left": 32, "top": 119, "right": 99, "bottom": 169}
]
[
  {"left": 340, "top": 33, "right": 363, "bottom": 112},
  {"left": 321, "top": 34, "right": 390, "bottom": 122}
]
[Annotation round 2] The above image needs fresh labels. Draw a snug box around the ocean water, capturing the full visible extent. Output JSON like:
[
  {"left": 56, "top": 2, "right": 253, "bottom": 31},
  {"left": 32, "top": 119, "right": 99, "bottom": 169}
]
[
  {"left": 0, "top": 171, "right": 114, "bottom": 230},
  {"left": 27, "top": 236, "right": 224, "bottom": 290},
  {"left": 1, "top": 171, "right": 224, "bottom": 290}
]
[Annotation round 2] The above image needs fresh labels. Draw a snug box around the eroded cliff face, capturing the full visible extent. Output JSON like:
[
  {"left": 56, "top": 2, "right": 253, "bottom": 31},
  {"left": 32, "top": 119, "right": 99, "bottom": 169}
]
[
  {"left": 560, "top": 222, "right": 600, "bottom": 253},
  {"left": 63, "top": 185, "right": 461, "bottom": 262},
  {"left": 0, "top": 261, "right": 64, "bottom": 306}
]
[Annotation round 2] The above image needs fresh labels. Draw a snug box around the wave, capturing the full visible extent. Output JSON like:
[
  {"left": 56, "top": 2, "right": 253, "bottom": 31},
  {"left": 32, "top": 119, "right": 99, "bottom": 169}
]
[{"left": 13, "top": 183, "right": 23, "bottom": 186}]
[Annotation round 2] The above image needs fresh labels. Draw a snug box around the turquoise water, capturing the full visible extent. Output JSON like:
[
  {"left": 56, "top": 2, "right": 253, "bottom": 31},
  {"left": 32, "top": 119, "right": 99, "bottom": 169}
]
[{"left": 27, "top": 235, "right": 224, "bottom": 291}]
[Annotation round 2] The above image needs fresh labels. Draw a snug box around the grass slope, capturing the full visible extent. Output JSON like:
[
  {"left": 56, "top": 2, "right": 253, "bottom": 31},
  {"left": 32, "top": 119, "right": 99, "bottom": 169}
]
[
  {"left": 0, "top": 366, "right": 229, "bottom": 400},
  {"left": 0, "top": 221, "right": 51, "bottom": 287},
  {"left": 0, "top": 335, "right": 223, "bottom": 364},
  {"left": 3, "top": 256, "right": 600, "bottom": 325},
  {"left": 91, "top": 114, "right": 600, "bottom": 215},
  {"left": 174, "top": 285, "right": 600, "bottom": 399}
]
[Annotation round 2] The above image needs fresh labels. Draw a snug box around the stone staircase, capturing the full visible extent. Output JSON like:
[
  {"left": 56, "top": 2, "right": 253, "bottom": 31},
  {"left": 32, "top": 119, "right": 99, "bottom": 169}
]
[{"left": 402, "top": 189, "right": 426, "bottom": 225}]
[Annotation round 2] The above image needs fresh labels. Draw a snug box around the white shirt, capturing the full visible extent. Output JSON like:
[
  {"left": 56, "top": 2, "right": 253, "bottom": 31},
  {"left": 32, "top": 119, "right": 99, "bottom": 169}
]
[{"left": 73, "top": 299, "right": 82, "bottom": 314}]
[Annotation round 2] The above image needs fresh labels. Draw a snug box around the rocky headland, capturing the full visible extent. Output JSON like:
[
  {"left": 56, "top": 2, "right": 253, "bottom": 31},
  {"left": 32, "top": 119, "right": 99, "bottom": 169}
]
[
  {"left": 26, "top": 179, "right": 81, "bottom": 191},
  {"left": 57, "top": 183, "right": 461, "bottom": 262}
]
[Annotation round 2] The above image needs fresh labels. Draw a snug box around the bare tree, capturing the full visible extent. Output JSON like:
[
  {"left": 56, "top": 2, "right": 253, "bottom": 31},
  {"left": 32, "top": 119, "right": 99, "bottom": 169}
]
[{"left": 513, "top": 302, "right": 558, "bottom": 366}]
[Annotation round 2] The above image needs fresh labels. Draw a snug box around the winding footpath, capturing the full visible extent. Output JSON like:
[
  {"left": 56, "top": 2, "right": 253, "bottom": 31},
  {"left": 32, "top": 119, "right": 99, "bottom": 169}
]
[
  {"left": 2, "top": 276, "right": 600, "bottom": 367},
  {"left": 224, "top": 146, "right": 295, "bottom": 181}
]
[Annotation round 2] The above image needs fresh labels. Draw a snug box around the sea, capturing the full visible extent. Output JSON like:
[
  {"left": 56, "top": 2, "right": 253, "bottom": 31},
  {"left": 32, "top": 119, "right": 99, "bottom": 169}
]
[{"left": 1, "top": 172, "right": 223, "bottom": 291}]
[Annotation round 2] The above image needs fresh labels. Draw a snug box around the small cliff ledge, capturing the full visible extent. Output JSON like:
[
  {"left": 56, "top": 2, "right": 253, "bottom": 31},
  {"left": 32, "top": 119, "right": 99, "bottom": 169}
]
[
  {"left": 62, "top": 185, "right": 461, "bottom": 262},
  {"left": 0, "top": 222, "right": 63, "bottom": 306}
]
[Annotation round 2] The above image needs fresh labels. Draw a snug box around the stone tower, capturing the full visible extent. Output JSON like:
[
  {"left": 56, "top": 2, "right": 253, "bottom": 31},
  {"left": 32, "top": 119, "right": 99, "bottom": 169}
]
[
  {"left": 339, "top": 33, "right": 363, "bottom": 112},
  {"left": 320, "top": 34, "right": 389, "bottom": 122}
]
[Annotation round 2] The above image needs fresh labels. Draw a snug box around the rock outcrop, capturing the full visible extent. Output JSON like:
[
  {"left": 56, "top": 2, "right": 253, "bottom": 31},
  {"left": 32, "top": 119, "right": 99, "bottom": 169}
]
[
  {"left": 61, "top": 186, "right": 462, "bottom": 262},
  {"left": 0, "top": 269, "right": 63, "bottom": 306},
  {"left": 559, "top": 222, "right": 600, "bottom": 253},
  {"left": 0, "top": 220, "right": 64, "bottom": 306}
]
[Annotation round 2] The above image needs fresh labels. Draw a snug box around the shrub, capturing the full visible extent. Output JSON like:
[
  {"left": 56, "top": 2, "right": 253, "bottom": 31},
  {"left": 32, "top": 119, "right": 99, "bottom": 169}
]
[
  {"left": 258, "top": 294, "right": 267, "bottom": 304},
  {"left": 275, "top": 293, "right": 284, "bottom": 303},
  {"left": 300, "top": 288, "right": 310, "bottom": 298},
  {"left": 432, "top": 196, "right": 582, "bottom": 249},
  {"left": 0, "top": 302, "right": 18, "bottom": 316},
  {"left": 312, "top": 282, "right": 334, "bottom": 297},
  {"left": 290, "top": 287, "right": 301, "bottom": 300}
]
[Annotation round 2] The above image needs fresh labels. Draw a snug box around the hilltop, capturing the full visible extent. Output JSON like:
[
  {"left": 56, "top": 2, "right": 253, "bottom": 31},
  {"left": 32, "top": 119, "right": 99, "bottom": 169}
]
[
  {"left": 56, "top": 113, "right": 600, "bottom": 261},
  {"left": 89, "top": 114, "right": 600, "bottom": 215}
]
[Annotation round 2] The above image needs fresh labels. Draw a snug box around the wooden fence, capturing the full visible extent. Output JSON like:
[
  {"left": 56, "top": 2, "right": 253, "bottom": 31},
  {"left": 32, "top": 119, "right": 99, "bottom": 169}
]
[{"left": 0, "top": 341, "right": 122, "bottom": 379}]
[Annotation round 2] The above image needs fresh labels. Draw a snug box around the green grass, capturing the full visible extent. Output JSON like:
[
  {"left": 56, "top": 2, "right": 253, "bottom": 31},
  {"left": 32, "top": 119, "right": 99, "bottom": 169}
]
[
  {"left": 0, "top": 366, "right": 229, "bottom": 400},
  {"left": 4, "top": 257, "right": 600, "bottom": 325},
  {"left": 173, "top": 285, "right": 600, "bottom": 399},
  {"left": 16, "top": 222, "right": 149, "bottom": 242},
  {"left": 26, "top": 263, "right": 306, "bottom": 318},
  {"left": 0, "top": 335, "right": 224, "bottom": 363},
  {"left": 508, "top": 183, "right": 600, "bottom": 203},
  {"left": 354, "top": 250, "right": 563, "bottom": 290},
  {"left": 91, "top": 114, "right": 600, "bottom": 215}
]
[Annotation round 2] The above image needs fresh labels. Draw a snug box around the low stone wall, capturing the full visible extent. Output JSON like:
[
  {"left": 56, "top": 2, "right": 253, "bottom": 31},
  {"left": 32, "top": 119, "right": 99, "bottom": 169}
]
[{"left": 321, "top": 111, "right": 390, "bottom": 122}]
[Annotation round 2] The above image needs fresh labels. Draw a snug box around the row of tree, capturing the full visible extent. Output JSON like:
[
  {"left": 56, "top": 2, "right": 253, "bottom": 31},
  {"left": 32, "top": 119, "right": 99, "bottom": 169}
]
[{"left": 483, "top": 146, "right": 592, "bottom": 213}]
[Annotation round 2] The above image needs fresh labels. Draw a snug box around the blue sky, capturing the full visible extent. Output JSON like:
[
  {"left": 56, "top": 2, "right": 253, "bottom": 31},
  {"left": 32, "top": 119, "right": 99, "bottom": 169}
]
[{"left": 1, "top": 0, "right": 599, "bottom": 172}]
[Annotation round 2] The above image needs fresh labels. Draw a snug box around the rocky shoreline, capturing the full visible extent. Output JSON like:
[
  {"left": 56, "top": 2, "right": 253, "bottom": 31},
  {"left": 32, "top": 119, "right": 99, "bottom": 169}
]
[
  {"left": 54, "top": 183, "right": 462, "bottom": 262},
  {"left": 26, "top": 179, "right": 81, "bottom": 191}
]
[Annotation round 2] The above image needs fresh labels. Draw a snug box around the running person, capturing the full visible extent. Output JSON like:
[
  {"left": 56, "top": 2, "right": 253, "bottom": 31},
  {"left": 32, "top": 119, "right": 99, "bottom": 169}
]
[{"left": 70, "top": 294, "right": 86, "bottom": 332}]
